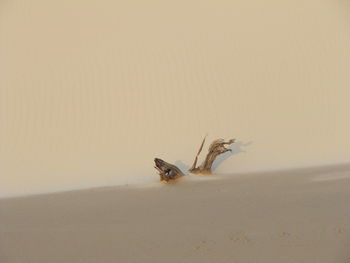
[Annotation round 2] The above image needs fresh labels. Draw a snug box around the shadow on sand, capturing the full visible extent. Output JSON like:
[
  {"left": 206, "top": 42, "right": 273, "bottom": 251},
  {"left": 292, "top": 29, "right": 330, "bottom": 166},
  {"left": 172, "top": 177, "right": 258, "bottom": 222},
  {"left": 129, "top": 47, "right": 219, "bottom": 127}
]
[
  {"left": 174, "top": 160, "right": 190, "bottom": 175},
  {"left": 212, "top": 140, "right": 253, "bottom": 172}
]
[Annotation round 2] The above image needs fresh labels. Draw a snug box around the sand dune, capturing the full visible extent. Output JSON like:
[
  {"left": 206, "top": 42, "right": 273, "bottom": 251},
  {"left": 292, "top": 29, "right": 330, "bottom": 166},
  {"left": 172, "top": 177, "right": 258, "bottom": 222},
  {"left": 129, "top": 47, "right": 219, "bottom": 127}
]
[
  {"left": 1, "top": 164, "right": 350, "bottom": 263},
  {"left": 1, "top": 0, "right": 350, "bottom": 197},
  {"left": 2, "top": 1, "right": 350, "bottom": 261}
]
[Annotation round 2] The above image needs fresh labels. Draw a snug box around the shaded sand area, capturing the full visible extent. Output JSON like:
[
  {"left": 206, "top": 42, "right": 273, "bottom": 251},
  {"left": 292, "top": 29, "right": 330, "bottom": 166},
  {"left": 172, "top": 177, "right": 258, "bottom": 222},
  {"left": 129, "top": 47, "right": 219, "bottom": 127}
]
[{"left": 1, "top": 164, "right": 350, "bottom": 263}]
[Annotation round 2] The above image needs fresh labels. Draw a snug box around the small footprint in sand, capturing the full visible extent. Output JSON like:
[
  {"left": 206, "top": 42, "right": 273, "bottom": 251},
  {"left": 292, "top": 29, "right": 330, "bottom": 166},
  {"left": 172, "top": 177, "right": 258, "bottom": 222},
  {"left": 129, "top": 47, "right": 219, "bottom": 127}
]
[
  {"left": 279, "top": 232, "right": 291, "bottom": 238},
  {"left": 275, "top": 232, "right": 303, "bottom": 243},
  {"left": 332, "top": 227, "right": 344, "bottom": 234},
  {"left": 192, "top": 240, "right": 211, "bottom": 252},
  {"left": 229, "top": 233, "right": 251, "bottom": 244}
]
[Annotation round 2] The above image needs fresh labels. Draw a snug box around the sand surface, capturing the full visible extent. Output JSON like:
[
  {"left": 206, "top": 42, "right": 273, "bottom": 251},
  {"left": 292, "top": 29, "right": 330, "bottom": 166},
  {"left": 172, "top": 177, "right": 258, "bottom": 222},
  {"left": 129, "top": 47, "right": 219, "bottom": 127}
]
[
  {"left": 2, "top": 0, "right": 350, "bottom": 197},
  {"left": 1, "top": 164, "right": 350, "bottom": 263}
]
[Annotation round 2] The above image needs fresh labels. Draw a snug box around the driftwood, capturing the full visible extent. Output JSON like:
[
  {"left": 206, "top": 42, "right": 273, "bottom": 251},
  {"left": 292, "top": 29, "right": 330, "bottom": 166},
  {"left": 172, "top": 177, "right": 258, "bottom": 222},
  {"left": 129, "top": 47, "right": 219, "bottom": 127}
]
[
  {"left": 154, "top": 158, "right": 184, "bottom": 182},
  {"left": 154, "top": 137, "right": 235, "bottom": 182},
  {"left": 189, "top": 137, "right": 235, "bottom": 174}
]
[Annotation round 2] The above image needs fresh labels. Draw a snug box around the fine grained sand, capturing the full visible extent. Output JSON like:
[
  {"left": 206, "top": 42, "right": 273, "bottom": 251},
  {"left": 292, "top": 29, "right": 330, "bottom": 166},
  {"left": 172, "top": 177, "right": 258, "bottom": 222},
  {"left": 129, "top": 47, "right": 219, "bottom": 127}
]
[
  {"left": 2, "top": 0, "right": 350, "bottom": 197},
  {"left": 1, "top": 164, "right": 350, "bottom": 263}
]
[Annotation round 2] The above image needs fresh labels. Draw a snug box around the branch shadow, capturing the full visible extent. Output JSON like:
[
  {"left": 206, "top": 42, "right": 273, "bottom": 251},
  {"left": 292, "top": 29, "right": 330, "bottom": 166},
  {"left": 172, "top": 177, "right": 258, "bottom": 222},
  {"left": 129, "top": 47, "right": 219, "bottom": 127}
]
[
  {"left": 174, "top": 160, "right": 190, "bottom": 175},
  {"left": 212, "top": 140, "right": 253, "bottom": 172}
]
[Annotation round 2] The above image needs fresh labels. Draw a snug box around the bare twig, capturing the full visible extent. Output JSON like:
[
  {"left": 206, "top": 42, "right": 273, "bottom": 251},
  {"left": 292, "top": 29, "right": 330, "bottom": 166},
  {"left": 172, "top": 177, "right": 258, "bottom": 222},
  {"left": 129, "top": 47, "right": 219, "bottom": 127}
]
[
  {"left": 189, "top": 135, "right": 207, "bottom": 172},
  {"left": 189, "top": 138, "right": 235, "bottom": 174}
]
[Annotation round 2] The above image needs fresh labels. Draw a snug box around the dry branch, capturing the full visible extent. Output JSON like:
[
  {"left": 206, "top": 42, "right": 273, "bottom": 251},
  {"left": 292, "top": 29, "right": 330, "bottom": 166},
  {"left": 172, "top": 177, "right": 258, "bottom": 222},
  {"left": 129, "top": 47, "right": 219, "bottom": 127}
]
[
  {"left": 154, "top": 137, "right": 235, "bottom": 182},
  {"left": 154, "top": 158, "right": 184, "bottom": 182},
  {"left": 189, "top": 138, "right": 235, "bottom": 174},
  {"left": 189, "top": 135, "right": 207, "bottom": 172}
]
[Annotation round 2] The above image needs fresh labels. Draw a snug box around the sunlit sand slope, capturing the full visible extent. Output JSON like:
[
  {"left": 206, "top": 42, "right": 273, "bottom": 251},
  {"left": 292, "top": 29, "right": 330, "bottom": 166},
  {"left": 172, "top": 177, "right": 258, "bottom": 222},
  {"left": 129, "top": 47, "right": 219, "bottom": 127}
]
[{"left": 1, "top": 0, "right": 350, "bottom": 196}]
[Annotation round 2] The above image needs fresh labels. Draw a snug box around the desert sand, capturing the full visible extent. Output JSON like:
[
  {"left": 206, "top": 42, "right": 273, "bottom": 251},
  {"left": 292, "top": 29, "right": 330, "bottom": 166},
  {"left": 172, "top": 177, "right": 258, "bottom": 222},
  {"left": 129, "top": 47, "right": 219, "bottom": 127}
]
[
  {"left": 1, "top": 0, "right": 350, "bottom": 197},
  {"left": 1, "top": 0, "right": 350, "bottom": 260},
  {"left": 1, "top": 163, "right": 350, "bottom": 263}
]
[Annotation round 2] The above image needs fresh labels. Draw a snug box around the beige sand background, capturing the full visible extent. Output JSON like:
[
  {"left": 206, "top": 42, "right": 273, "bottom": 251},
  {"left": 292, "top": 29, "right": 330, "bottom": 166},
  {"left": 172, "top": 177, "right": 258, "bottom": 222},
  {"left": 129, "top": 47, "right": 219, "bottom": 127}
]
[
  {"left": 1, "top": 0, "right": 350, "bottom": 197},
  {"left": 1, "top": 164, "right": 350, "bottom": 263}
]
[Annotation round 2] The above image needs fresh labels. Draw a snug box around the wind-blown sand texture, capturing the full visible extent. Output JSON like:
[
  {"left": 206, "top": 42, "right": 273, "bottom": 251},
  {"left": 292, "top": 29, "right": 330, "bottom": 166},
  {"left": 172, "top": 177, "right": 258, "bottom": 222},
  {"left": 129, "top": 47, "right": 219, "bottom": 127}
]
[
  {"left": 1, "top": 164, "right": 350, "bottom": 263},
  {"left": 1, "top": 0, "right": 350, "bottom": 197}
]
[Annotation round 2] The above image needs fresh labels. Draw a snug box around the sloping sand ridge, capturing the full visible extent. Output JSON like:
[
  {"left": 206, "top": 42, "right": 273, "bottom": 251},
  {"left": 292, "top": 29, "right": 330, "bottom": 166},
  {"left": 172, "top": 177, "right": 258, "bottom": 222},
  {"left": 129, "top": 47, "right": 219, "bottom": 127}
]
[{"left": 1, "top": 164, "right": 350, "bottom": 263}]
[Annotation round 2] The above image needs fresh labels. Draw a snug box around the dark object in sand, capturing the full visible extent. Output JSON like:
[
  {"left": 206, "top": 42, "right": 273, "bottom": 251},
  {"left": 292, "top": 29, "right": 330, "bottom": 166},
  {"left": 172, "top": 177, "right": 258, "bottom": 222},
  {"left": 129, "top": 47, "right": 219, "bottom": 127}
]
[
  {"left": 154, "top": 158, "right": 184, "bottom": 182},
  {"left": 189, "top": 137, "right": 235, "bottom": 174},
  {"left": 154, "top": 137, "right": 236, "bottom": 182}
]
